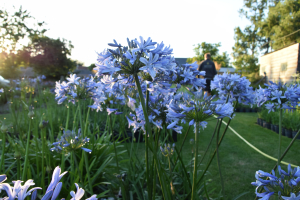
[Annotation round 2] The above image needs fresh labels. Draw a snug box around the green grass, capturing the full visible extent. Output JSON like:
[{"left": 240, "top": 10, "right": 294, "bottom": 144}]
[
  {"left": 124, "top": 112, "right": 300, "bottom": 199},
  {"left": 191, "top": 112, "right": 300, "bottom": 199}
]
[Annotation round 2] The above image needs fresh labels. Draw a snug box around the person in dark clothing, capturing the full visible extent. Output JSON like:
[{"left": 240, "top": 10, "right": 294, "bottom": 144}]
[{"left": 197, "top": 53, "right": 217, "bottom": 96}]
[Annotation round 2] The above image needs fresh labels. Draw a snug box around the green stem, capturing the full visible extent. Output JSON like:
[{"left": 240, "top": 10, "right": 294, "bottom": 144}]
[
  {"left": 17, "top": 159, "right": 20, "bottom": 180},
  {"left": 216, "top": 119, "right": 224, "bottom": 195},
  {"left": 198, "top": 120, "right": 219, "bottom": 165},
  {"left": 41, "top": 128, "right": 46, "bottom": 193},
  {"left": 277, "top": 109, "right": 282, "bottom": 168},
  {"left": 133, "top": 74, "right": 172, "bottom": 199},
  {"left": 109, "top": 114, "right": 119, "bottom": 168},
  {"left": 22, "top": 119, "right": 32, "bottom": 180},
  {"left": 83, "top": 100, "right": 92, "bottom": 137},
  {"left": 195, "top": 101, "right": 237, "bottom": 189},
  {"left": 174, "top": 125, "right": 191, "bottom": 165},
  {"left": 0, "top": 131, "right": 6, "bottom": 173},
  {"left": 61, "top": 103, "right": 71, "bottom": 173},
  {"left": 134, "top": 74, "right": 152, "bottom": 198},
  {"left": 168, "top": 156, "right": 175, "bottom": 196},
  {"left": 168, "top": 128, "right": 192, "bottom": 188},
  {"left": 84, "top": 152, "right": 93, "bottom": 194},
  {"left": 72, "top": 151, "right": 83, "bottom": 183},
  {"left": 191, "top": 121, "right": 200, "bottom": 200}
]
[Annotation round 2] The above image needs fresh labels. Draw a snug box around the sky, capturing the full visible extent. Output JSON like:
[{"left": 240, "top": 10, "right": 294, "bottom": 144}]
[{"left": 2, "top": 0, "right": 250, "bottom": 66}]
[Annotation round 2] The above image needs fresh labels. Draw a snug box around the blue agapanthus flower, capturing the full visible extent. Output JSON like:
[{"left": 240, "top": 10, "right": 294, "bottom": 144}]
[
  {"left": 55, "top": 74, "right": 97, "bottom": 105},
  {"left": 252, "top": 164, "right": 300, "bottom": 199},
  {"left": 50, "top": 129, "right": 92, "bottom": 153},
  {"left": 211, "top": 73, "right": 254, "bottom": 105},
  {"left": 165, "top": 89, "right": 234, "bottom": 133},
  {"left": 255, "top": 81, "right": 300, "bottom": 112},
  {"left": 94, "top": 36, "right": 177, "bottom": 83}
]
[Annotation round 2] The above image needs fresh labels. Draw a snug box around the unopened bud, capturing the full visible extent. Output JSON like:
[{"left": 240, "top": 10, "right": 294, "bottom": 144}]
[
  {"left": 28, "top": 111, "right": 35, "bottom": 118},
  {"left": 14, "top": 151, "right": 21, "bottom": 159},
  {"left": 1, "top": 124, "right": 8, "bottom": 132},
  {"left": 39, "top": 120, "right": 49, "bottom": 129},
  {"left": 46, "top": 166, "right": 52, "bottom": 173}
]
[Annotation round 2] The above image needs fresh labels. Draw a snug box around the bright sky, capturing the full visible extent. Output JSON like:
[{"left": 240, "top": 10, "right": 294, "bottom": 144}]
[{"left": 2, "top": 0, "right": 249, "bottom": 66}]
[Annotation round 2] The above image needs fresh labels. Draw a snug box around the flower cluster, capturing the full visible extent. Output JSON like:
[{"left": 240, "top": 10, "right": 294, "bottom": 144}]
[
  {"left": 50, "top": 129, "right": 92, "bottom": 153},
  {"left": 252, "top": 164, "right": 300, "bottom": 199},
  {"left": 0, "top": 166, "right": 97, "bottom": 200},
  {"left": 165, "top": 89, "right": 234, "bottom": 133},
  {"left": 94, "top": 37, "right": 177, "bottom": 82},
  {"left": 160, "top": 143, "right": 175, "bottom": 157},
  {"left": 255, "top": 81, "right": 300, "bottom": 112},
  {"left": 211, "top": 73, "right": 254, "bottom": 105},
  {"left": 88, "top": 75, "right": 127, "bottom": 113},
  {"left": 55, "top": 74, "right": 97, "bottom": 104}
]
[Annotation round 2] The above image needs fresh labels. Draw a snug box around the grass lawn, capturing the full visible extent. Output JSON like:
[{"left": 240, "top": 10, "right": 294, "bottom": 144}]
[
  {"left": 2, "top": 107, "right": 299, "bottom": 199},
  {"left": 125, "top": 112, "right": 300, "bottom": 199},
  {"left": 185, "top": 112, "right": 300, "bottom": 199}
]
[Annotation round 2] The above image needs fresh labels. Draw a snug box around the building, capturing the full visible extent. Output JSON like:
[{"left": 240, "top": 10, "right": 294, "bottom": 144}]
[
  {"left": 259, "top": 43, "right": 300, "bottom": 83},
  {"left": 73, "top": 65, "right": 94, "bottom": 77}
]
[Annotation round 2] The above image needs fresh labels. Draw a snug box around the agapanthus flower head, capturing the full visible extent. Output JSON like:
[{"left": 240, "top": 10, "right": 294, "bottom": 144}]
[
  {"left": 160, "top": 143, "right": 175, "bottom": 157},
  {"left": 50, "top": 129, "right": 92, "bottom": 153},
  {"left": 255, "top": 81, "right": 300, "bottom": 112},
  {"left": 165, "top": 89, "right": 234, "bottom": 133},
  {"left": 94, "top": 36, "right": 177, "bottom": 83},
  {"left": 211, "top": 73, "right": 254, "bottom": 105},
  {"left": 55, "top": 75, "right": 97, "bottom": 105},
  {"left": 171, "top": 61, "right": 206, "bottom": 90},
  {"left": 252, "top": 164, "right": 300, "bottom": 199}
]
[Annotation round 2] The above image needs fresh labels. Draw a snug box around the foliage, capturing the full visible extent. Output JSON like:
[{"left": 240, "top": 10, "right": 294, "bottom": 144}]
[
  {"left": 187, "top": 42, "right": 231, "bottom": 69},
  {"left": 259, "top": 0, "right": 300, "bottom": 50},
  {"left": 88, "top": 64, "right": 96, "bottom": 71},
  {"left": 233, "top": 0, "right": 300, "bottom": 78},
  {"left": 0, "top": 7, "right": 46, "bottom": 79},
  {"left": 26, "top": 35, "right": 76, "bottom": 79},
  {"left": 0, "top": 6, "right": 46, "bottom": 52}
]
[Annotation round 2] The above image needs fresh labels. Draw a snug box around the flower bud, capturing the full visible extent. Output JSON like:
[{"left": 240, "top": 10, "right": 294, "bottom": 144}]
[
  {"left": 28, "top": 110, "right": 35, "bottom": 118},
  {"left": 14, "top": 151, "right": 21, "bottom": 159},
  {"left": 39, "top": 120, "right": 49, "bottom": 129},
  {"left": 46, "top": 166, "right": 52, "bottom": 173},
  {"left": 1, "top": 124, "right": 8, "bottom": 132}
]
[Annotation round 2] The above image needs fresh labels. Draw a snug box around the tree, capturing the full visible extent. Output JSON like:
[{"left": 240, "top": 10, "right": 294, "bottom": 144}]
[
  {"left": 232, "top": 0, "right": 273, "bottom": 76},
  {"left": 27, "top": 35, "right": 76, "bottom": 79},
  {"left": 259, "top": 0, "right": 300, "bottom": 50},
  {"left": 233, "top": 0, "right": 300, "bottom": 80},
  {"left": 88, "top": 64, "right": 96, "bottom": 71},
  {"left": 0, "top": 6, "right": 46, "bottom": 78},
  {"left": 187, "top": 42, "right": 231, "bottom": 69}
]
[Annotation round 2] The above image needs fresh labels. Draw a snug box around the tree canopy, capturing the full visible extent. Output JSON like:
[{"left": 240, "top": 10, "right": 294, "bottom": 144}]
[
  {"left": 187, "top": 42, "right": 231, "bottom": 69},
  {"left": 27, "top": 35, "right": 77, "bottom": 79},
  {"left": 232, "top": 0, "right": 300, "bottom": 75},
  {"left": 0, "top": 7, "right": 78, "bottom": 79}
]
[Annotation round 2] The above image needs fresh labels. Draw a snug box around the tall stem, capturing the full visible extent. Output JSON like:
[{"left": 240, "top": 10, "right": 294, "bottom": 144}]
[
  {"left": 134, "top": 74, "right": 151, "bottom": 198},
  {"left": 83, "top": 100, "right": 92, "bottom": 137},
  {"left": 191, "top": 121, "right": 199, "bottom": 200},
  {"left": 84, "top": 152, "right": 93, "bottom": 194},
  {"left": 22, "top": 119, "right": 32, "bottom": 180},
  {"left": 61, "top": 103, "right": 70, "bottom": 173},
  {"left": 41, "top": 128, "right": 46, "bottom": 193},
  {"left": 277, "top": 109, "right": 282, "bottom": 167},
  {"left": 0, "top": 131, "right": 6, "bottom": 173},
  {"left": 109, "top": 114, "right": 119, "bottom": 168},
  {"left": 216, "top": 119, "right": 224, "bottom": 195}
]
